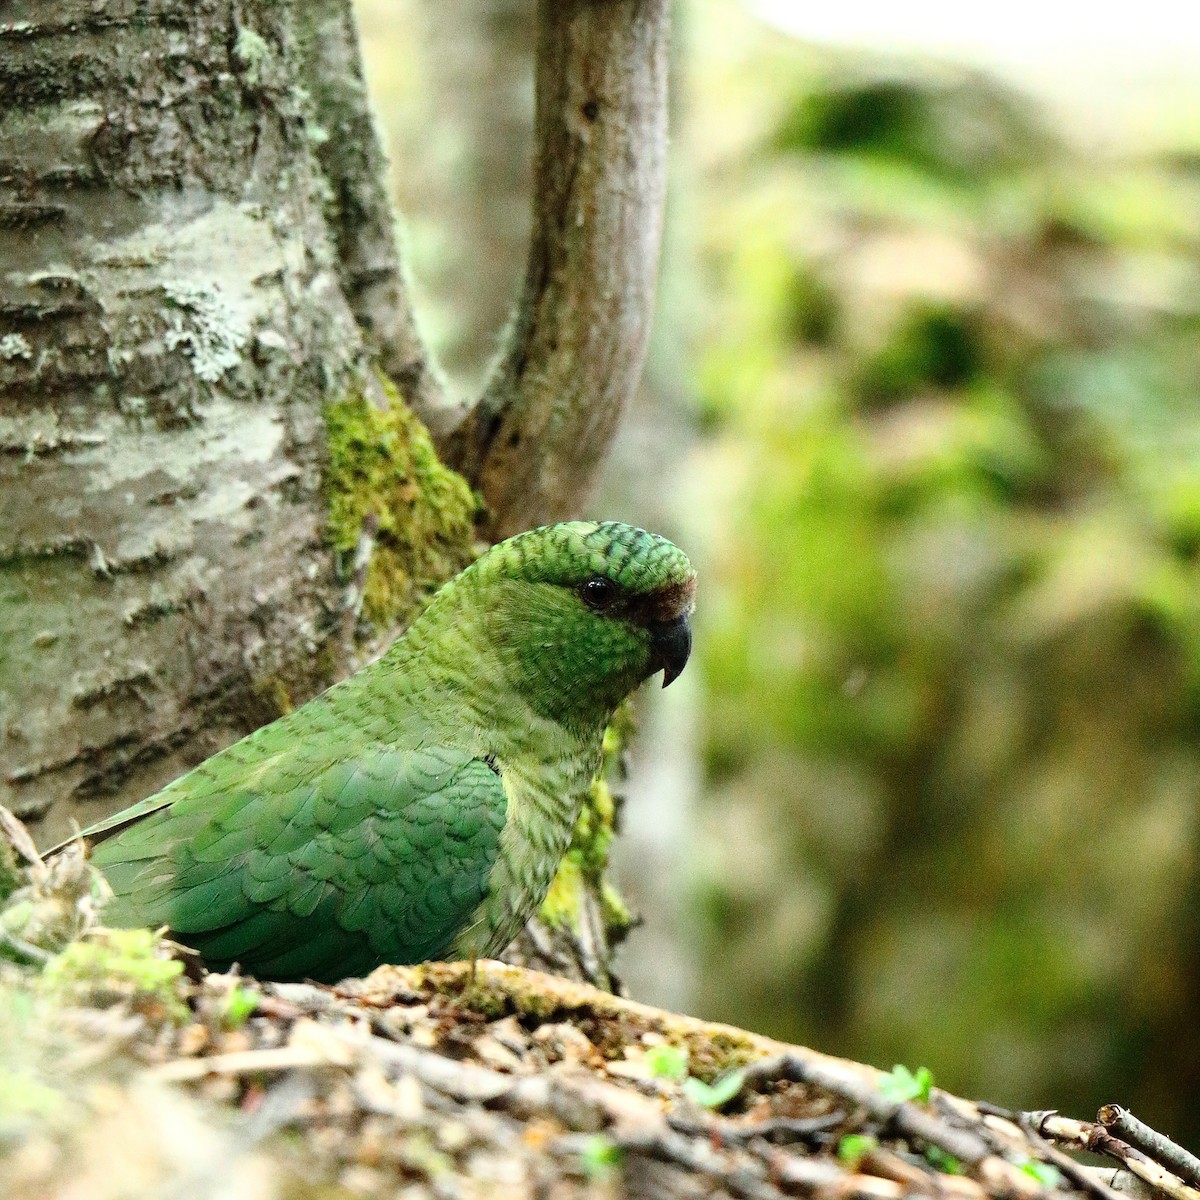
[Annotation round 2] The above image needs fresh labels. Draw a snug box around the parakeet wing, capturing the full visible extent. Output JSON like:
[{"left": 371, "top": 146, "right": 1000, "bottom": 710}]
[{"left": 91, "top": 740, "right": 509, "bottom": 982}]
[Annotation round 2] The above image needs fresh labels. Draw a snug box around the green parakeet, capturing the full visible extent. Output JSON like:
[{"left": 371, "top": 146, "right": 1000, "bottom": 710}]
[{"left": 54, "top": 522, "right": 694, "bottom": 983}]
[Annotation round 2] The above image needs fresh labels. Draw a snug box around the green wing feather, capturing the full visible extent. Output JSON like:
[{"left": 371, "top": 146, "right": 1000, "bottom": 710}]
[{"left": 89, "top": 728, "right": 509, "bottom": 983}]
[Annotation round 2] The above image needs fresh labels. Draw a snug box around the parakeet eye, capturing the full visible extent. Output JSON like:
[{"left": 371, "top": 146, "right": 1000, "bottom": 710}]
[{"left": 580, "top": 577, "right": 618, "bottom": 610}]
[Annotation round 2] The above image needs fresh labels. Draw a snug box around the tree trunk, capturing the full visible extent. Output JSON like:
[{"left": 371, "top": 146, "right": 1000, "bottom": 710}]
[{"left": 0, "top": 0, "right": 473, "bottom": 843}]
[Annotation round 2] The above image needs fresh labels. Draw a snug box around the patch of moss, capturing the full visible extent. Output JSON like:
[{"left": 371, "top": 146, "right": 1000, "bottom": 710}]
[
  {"left": 324, "top": 373, "right": 479, "bottom": 631},
  {"left": 599, "top": 880, "right": 633, "bottom": 933},
  {"left": 247, "top": 640, "right": 341, "bottom": 716},
  {"left": 252, "top": 674, "right": 295, "bottom": 719},
  {"left": 539, "top": 856, "right": 585, "bottom": 929},
  {"left": 41, "top": 928, "right": 189, "bottom": 1024},
  {"left": 855, "top": 301, "right": 986, "bottom": 403},
  {"left": 400, "top": 962, "right": 775, "bottom": 1082}
]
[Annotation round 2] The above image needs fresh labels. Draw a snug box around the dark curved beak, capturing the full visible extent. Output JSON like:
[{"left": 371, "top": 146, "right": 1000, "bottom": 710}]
[{"left": 651, "top": 613, "right": 692, "bottom": 688}]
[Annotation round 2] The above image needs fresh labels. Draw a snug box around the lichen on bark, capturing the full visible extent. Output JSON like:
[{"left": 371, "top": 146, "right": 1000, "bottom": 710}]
[{"left": 0, "top": 1, "right": 481, "bottom": 842}]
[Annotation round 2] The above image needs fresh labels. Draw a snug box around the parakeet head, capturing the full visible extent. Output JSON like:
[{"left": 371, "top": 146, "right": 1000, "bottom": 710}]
[{"left": 427, "top": 521, "right": 696, "bottom": 729}]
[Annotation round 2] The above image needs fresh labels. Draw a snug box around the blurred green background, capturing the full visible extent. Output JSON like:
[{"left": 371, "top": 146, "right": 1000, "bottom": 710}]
[{"left": 356, "top": 0, "right": 1200, "bottom": 1142}]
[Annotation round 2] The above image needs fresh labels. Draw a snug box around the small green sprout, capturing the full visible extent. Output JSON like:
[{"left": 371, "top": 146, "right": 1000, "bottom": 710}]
[
  {"left": 879, "top": 1063, "right": 934, "bottom": 1104},
  {"left": 924, "top": 1145, "right": 963, "bottom": 1174},
  {"left": 1020, "top": 1159, "right": 1063, "bottom": 1188},
  {"left": 838, "top": 1134, "right": 879, "bottom": 1164},
  {"left": 42, "top": 928, "right": 187, "bottom": 1021},
  {"left": 579, "top": 1134, "right": 623, "bottom": 1180},
  {"left": 644, "top": 1043, "right": 689, "bottom": 1082},
  {"left": 221, "top": 983, "right": 260, "bottom": 1030},
  {"left": 682, "top": 1068, "right": 745, "bottom": 1110}
]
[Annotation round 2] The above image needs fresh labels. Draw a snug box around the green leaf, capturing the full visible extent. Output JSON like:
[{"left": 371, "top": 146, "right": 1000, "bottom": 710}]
[
  {"left": 838, "top": 1134, "right": 879, "bottom": 1164},
  {"left": 879, "top": 1063, "right": 934, "bottom": 1104},
  {"left": 924, "top": 1145, "right": 963, "bottom": 1174},
  {"left": 579, "top": 1134, "right": 623, "bottom": 1180},
  {"left": 222, "top": 983, "right": 260, "bottom": 1030},
  {"left": 1021, "top": 1160, "right": 1063, "bottom": 1188},
  {"left": 682, "top": 1068, "right": 746, "bottom": 1110},
  {"left": 644, "top": 1044, "right": 689, "bottom": 1081}
]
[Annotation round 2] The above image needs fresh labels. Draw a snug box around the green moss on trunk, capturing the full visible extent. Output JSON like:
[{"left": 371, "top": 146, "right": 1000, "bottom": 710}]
[{"left": 324, "top": 374, "right": 479, "bottom": 631}]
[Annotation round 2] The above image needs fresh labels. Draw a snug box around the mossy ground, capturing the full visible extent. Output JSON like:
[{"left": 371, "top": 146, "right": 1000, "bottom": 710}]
[{"left": 0, "top": 815, "right": 1156, "bottom": 1200}]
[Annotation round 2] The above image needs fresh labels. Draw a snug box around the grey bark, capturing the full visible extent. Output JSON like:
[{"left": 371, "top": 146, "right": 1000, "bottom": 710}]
[
  {"left": 295, "top": 0, "right": 451, "bottom": 429},
  {"left": 0, "top": 0, "right": 390, "bottom": 841}
]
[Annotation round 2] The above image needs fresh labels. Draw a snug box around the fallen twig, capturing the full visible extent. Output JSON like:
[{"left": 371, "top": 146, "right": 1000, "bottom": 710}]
[
  {"left": 0, "top": 930, "right": 52, "bottom": 965},
  {"left": 1098, "top": 1107, "right": 1200, "bottom": 1191},
  {"left": 1028, "top": 1113, "right": 1200, "bottom": 1200},
  {"left": 738, "top": 1053, "right": 1041, "bottom": 1197},
  {"left": 600, "top": 1128, "right": 781, "bottom": 1200},
  {"left": 0, "top": 803, "right": 42, "bottom": 865},
  {"left": 150, "top": 1040, "right": 355, "bottom": 1082},
  {"left": 668, "top": 1110, "right": 847, "bottom": 1146}
]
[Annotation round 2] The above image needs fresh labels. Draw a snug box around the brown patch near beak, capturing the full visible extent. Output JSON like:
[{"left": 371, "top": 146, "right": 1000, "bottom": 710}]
[{"left": 619, "top": 574, "right": 697, "bottom": 628}]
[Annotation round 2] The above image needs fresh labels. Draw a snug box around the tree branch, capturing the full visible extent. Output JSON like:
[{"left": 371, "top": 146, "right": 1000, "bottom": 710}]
[
  {"left": 1098, "top": 1105, "right": 1200, "bottom": 1190},
  {"left": 1029, "top": 1113, "right": 1200, "bottom": 1200},
  {"left": 303, "top": 0, "right": 669, "bottom": 535},
  {"left": 446, "top": 0, "right": 670, "bottom": 537}
]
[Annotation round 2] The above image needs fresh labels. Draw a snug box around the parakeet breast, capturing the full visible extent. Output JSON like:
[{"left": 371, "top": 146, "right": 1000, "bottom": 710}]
[{"left": 452, "top": 720, "right": 604, "bottom": 960}]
